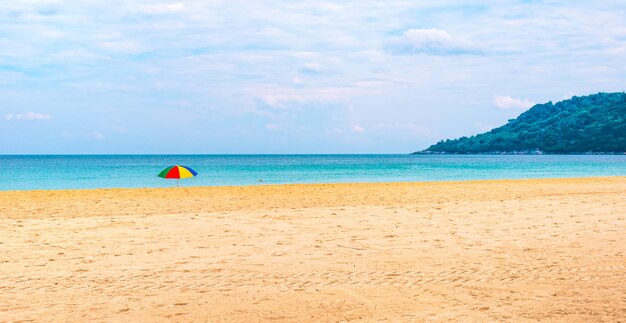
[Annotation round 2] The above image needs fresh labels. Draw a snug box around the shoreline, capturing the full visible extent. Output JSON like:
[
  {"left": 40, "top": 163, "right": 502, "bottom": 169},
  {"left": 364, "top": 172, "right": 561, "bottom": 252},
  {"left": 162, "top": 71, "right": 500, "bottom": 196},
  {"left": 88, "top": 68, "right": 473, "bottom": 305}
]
[
  {"left": 2, "top": 174, "right": 625, "bottom": 194},
  {"left": 2, "top": 177, "right": 624, "bottom": 220}
]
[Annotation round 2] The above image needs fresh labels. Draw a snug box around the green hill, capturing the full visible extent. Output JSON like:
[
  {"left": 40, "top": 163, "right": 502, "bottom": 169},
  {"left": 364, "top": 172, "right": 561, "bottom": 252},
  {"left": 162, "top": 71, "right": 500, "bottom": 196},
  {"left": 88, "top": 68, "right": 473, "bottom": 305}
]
[{"left": 416, "top": 92, "right": 626, "bottom": 154}]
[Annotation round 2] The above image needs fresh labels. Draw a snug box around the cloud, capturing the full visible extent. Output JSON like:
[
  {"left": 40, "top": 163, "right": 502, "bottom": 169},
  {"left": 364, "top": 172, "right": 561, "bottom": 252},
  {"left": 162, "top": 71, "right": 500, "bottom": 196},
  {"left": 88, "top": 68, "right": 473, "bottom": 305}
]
[
  {"left": 251, "top": 85, "right": 361, "bottom": 111},
  {"left": 324, "top": 127, "right": 344, "bottom": 135},
  {"left": 4, "top": 112, "right": 52, "bottom": 121},
  {"left": 265, "top": 123, "right": 279, "bottom": 130},
  {"left": 97, "top": 40, "right": 144, "bottom": 55},
  {"left": 388, "top": 28, "right": 480, "bottom": 56},
  {"left": 255, "top": 94, "right": 309, "bottom": 111},
  {"left": 249, "top": 79, "right": 394, "bottom": 113},
  {"left": 2, "top": 1, "right": 626, "bottom": 153},
  {"left": 137, "top": 2, "right": 187, "bottom": 14},
  {"left": 492, "top": 95, "right": 535, "bottom": 109},
  {"left": 351, "top": 125, "right": 365, "bottom": 133}
]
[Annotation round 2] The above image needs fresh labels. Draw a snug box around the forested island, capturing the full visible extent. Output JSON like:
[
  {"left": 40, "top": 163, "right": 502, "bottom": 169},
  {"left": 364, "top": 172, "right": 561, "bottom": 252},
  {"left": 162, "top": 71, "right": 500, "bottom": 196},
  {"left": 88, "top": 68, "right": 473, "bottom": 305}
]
[{"left": 416, "top": 92, "right": 626, "bottom": 154}]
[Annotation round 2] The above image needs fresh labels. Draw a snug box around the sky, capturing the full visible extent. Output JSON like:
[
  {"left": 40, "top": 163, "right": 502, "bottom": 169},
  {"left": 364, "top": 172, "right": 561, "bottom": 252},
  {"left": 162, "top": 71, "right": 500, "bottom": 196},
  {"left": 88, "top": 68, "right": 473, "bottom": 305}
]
[{"left": 1, "top": 0, "right": 626, "bottom": 154}]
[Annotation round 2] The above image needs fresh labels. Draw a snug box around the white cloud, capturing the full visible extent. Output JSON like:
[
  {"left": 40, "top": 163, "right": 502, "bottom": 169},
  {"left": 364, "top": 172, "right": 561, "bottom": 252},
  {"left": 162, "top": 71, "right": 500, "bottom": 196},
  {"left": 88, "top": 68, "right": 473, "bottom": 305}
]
[
  {"left": 251, "top": 85, "right": 362, "bottom": 111},
  {"left": 97, "top": 40, "right": 144, "bottom": 55},
  {"left": 324, "top": 127, "right": 344, "bottom": 135},
  {"left": 492, "top": 95, "right": 535, "bottom": 109},
  {"left": 265, "top": 123, "right": 279, "bottom": 130},
  {"left": 4, "top": 112, "right": 52, "bottom": 121},
  {"left": 249, "top": 78, "right": 395, "bottom": 113},
  {"left": 351, "top": 125, "right": 365, "bottom": 133},
  {"left": 388, "top": 28, "right": 480, "bottom": 55},
  {"left": 255, "top": 94, "right": 308, "bottom": 110},
  {"left": 137, "top": 2, "right": 187, "bottom": 14}
]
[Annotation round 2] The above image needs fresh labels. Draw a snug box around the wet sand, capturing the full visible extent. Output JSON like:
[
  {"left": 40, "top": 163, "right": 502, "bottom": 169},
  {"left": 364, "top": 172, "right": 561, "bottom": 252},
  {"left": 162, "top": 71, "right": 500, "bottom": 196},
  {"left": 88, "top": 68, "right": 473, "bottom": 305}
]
[{"left": 1, "top": 177, "right": 625, "bottom": 321}]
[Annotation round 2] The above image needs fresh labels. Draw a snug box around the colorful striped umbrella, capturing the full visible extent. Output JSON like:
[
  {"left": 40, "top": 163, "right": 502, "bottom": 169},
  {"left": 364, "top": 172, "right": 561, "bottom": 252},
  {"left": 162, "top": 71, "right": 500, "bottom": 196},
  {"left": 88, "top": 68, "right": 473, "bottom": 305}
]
[{"left": 158, "top": 165, "right": 198, "bottom": 187}]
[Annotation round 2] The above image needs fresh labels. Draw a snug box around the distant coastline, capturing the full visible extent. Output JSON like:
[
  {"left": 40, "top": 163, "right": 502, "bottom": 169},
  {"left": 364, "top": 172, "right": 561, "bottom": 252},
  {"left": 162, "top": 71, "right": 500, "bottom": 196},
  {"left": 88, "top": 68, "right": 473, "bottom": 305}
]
[
  {"left": 417, "top": 92, "right": 626, "bottom": 155},
  {"left": 413, "top": 150, "right": 626, "bottom": 155}
]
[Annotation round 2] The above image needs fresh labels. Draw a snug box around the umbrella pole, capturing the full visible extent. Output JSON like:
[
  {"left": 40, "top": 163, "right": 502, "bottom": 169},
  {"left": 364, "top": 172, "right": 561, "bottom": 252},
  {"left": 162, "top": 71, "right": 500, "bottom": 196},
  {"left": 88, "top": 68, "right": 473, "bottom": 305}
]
[{"left": 177, "top": 179, "right": 179, "bottom": 188}]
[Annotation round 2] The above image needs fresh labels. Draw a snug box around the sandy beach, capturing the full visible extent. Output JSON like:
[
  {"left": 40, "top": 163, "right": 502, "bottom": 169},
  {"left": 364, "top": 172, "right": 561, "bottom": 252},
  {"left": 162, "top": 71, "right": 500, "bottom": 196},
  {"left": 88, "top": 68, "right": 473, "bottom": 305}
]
[{"left": 1, "top": 177, "right": 625, "bottom": 322}]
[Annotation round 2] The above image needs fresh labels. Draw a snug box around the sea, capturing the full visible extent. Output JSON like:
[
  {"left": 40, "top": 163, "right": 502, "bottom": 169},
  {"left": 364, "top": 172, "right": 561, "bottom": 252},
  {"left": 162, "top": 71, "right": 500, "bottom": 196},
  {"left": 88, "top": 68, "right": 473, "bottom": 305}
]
[{"left": 0, "top": 154, "right": 625, "bottom": 191}]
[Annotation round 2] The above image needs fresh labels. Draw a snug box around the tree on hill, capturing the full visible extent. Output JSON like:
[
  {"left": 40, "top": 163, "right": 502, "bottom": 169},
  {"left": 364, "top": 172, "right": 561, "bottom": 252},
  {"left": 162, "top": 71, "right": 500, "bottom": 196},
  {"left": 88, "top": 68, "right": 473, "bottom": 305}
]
[{"left": 417, "top": 92, "right": 626, "bottom": 154}]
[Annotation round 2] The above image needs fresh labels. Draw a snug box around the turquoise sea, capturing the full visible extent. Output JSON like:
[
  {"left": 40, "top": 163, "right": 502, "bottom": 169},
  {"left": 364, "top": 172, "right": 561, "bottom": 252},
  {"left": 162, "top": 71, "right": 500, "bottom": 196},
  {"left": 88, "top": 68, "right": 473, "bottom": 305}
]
[{"left": 0, "top": 155, "right": 625, "bottom": 191}]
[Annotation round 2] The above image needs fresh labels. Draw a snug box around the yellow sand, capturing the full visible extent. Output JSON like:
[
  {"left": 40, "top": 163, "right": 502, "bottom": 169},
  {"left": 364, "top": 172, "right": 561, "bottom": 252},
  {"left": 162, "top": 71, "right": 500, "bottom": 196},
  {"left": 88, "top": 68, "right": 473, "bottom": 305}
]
[{"left": 1, "top": 177, "right": 625, "bottom": 322}]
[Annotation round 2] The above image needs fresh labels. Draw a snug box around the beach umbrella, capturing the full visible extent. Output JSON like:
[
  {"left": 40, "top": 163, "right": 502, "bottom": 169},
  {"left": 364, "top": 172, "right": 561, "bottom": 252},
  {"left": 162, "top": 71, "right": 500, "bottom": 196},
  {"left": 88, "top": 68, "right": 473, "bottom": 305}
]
[{"left": 158, "top": 165, "right": 198, "bottom": 187}]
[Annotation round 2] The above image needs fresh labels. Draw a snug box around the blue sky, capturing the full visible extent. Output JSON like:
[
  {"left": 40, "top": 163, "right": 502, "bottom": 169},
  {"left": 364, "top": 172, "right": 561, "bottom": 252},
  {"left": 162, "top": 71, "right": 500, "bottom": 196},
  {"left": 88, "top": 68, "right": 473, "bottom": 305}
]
[{"left": 1, "top": 0, "right": 625, "bottom": 154}]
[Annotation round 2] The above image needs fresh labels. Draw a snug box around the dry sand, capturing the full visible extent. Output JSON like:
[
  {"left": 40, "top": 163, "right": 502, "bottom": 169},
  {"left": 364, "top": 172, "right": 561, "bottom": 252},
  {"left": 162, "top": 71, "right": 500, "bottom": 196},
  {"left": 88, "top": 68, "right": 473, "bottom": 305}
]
[{"left": 1, "top": 177, "right": 625, "bottom": 322}]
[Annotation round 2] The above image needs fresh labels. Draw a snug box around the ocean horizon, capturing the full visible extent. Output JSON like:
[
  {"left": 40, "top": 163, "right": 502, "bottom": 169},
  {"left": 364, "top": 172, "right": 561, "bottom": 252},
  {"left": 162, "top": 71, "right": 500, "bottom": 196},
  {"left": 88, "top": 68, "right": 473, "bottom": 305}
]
[{"left": 1, "top": 154, "right": 625, "bottom": 191}]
